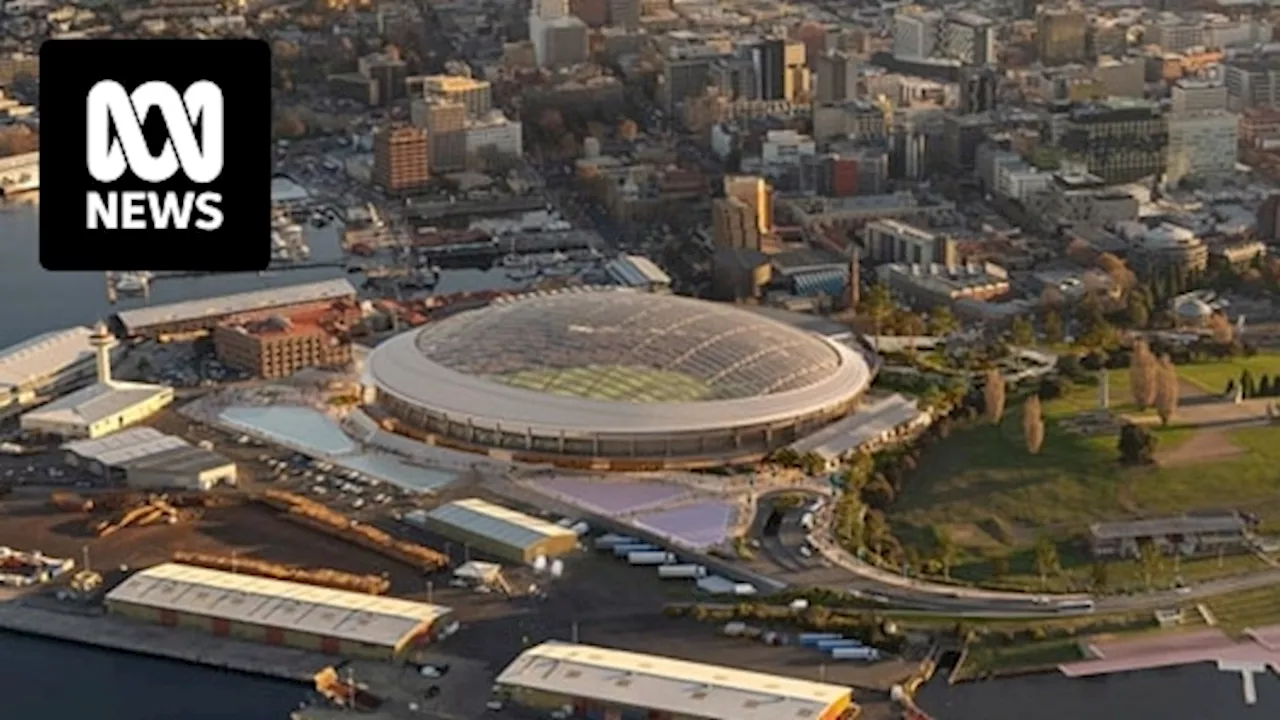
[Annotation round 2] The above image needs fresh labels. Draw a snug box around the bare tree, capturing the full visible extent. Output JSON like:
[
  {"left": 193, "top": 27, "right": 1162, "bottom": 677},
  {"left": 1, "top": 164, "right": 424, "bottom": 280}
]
[
  {"left": 984, "top": 369, "right": 1007, "bottom": 425},
  {"left": 1129, "top": 339, "right": 1157, "bottom": 409},
  {"left": 1154, "top": 355, "right": 1180, "bottom": 426},
  {"left": 1208, "top": 313, "right": 1235, "bottom": 345},
  {"left": 1023, "top": 395, "right": 1046, "bottom": 454},
  {"left": 1096, "top": 252, "right": 1137, "bottom": 292}
]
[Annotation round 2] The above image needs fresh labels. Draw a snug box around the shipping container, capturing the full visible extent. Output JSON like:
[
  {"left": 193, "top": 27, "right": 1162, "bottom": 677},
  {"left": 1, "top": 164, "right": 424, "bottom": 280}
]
[
  {"left": 627, "top": 551, "right": 676, "bottom": 565},
  {"left": 798, "top": 633, "right": 843, "bottom": 646},
  {"left": 816, "top": 638, "right": 862, "bottom": 650},
  {"left": 593, "top": 534, "right": 635, "bottom": 550},
  {"left": 657, "top": 564, "right": 706, "bottom": 579},
  {"left": 830, "top": 646, "right": 880, "bottom": 661},
  {"left": 612, "top": 543, "right": 656, "bottom": 557}
]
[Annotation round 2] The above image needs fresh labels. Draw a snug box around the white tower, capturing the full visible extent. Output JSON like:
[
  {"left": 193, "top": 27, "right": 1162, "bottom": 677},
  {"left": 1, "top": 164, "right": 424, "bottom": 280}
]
[{"left": 89, "top": 322, "right": 116, "bottom": 385}]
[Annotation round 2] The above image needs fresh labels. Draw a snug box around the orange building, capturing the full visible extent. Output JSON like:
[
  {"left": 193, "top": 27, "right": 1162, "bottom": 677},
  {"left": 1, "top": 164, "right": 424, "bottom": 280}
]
[
  {"left": 373, "top": 124, "right": 431, "bottom": 194},
  {"left": 212, "top": 301, "right": 360, "bottom": 379}
]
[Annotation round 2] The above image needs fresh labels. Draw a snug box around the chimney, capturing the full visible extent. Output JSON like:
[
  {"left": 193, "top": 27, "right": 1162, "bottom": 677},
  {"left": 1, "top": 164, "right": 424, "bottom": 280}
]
[{"left": 89, "top": 322, "right": 116, "bottom": 385}]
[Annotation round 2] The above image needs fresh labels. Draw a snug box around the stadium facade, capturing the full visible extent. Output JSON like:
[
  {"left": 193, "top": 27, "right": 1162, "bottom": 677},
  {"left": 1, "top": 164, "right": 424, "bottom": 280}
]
[{"left": 365, "top": 289, "right": 874, "bottom": 469}]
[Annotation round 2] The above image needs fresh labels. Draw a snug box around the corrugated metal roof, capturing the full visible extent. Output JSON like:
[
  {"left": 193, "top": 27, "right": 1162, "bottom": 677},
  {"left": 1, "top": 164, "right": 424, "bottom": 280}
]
[
  {"left": 21, "top": 381, "right": 172, "bottom": 428},
  {"left": 114, "top": 279, "right": 357, "bottom": 333},
  {"left": 415, "top": 498, "right": 575, "bottom": 551},
  {"left": 495, "top": 642, "right": 851, "bottom": 720},
  {"left": 789, "top": 394, "right": 924, "bottom": 461},
  {"left": 117, "top": 445, "right": 235, "bottom": 476},
  {"left": 106, "top": 563, "right": 452, "bottom": 649},
  {"left": 63, "top": 427, "right": 191, "bottom": 466},
  {"left": 606, "top": 255, "right": 671, "bottom": 287},
  {"left": 0, "top": 326, "right": 97, "bottom": 391}
]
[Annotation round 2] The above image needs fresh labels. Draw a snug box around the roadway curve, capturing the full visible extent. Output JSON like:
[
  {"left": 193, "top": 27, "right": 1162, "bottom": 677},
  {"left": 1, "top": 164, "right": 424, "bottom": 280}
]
[{"left": 749, "top": 494, "right": 1277, "bottom": 617}]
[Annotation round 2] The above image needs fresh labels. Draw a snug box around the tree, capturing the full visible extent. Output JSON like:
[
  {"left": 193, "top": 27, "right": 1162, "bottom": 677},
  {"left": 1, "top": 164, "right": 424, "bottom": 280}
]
[
  {"left": 1129, "top": 339, "right": 1158, "bottom": 409},
  {"left": 618, "top": 118, "right": 639, "bottom": 141},
  {"left": 1091, "top": 560, "right": 1109, "bottom": 591},
  {"left": 1097, "top": 252, "right": 1138, "bottom": 292},
  {"left": 860, "top": 283, "right": 894, "bottom": 343},
  {"left": 933, "top": 527, "right": 958, "bottom": 580},
  {"left": 991, "top": 554, "right": 1011, "bottom": 578},
  {"left": 834, "top": 492, "right": 865, "bottom": 549},
  {"left": 1033, "top": 535, "right": 1060, "bottom": 588},
  {"left": 1044, "top": 311, "right": 1064, "bottom": 344},
  {"left": 1137, "top": 538, "right": 1162, "bottom": 590},
  {"left": 863, "top": 510, "right": 891, "bottom": 558},
  {"left": 1023, "top": 395, "right": 1046, "bottom": 454},
  {"left": 928, "top": 306, "right": 959, "bottom": 337},
  {"left": 1208, "top": 313, "right": 1235, "bottom": 345},
  {"left": 1126, "top": 291, "right": 1151, "bottom": 328},
  {"left": 1242, "top": 369, "right": 1257, "bottom": 399},
  {"left": 1154, "top": 354, "right": 1180, "bottom": 426},
  {"left": 862, "top": 475, "right": 896, "bottom": 508},
  {"left": 1118, "top": 422, "right": 1158, "bottom": 464},
  {"left": 1010, "top": 316, "right": 1035, "bottom": 347},
  {"left": 983, "top": 369, "right": 1007, "bottom": 425}
]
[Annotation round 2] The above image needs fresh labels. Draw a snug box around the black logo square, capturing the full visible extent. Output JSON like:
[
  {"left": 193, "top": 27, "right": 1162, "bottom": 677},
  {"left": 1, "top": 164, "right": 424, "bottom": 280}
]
[{"left": 39, "top": 39, "right": 272, "bottom": 272}]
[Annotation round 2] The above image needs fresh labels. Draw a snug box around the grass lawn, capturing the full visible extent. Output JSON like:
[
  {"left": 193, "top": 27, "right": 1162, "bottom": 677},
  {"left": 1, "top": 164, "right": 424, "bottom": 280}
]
[
  {"left": 1205, "top": 587, "right": 1280, "bottom": 633},
  {"left": 1174, "top": 352, "right": 1280, "bottom": 394},
  {"left": 889, "top": 362, "right": 1280, "bottom": 592},
  {"left": 952, "top": 638, "right": 1084, "bottom": 680}
]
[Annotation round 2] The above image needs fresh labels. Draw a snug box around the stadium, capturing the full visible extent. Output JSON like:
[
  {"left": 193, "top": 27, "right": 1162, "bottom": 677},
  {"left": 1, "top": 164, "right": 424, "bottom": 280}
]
[{"left": 364, "top": 288, "right": 874, "bottom": 469}]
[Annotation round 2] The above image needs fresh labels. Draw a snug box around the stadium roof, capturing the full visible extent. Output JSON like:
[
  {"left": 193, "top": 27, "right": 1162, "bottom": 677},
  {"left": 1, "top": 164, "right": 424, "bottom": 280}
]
[
  {"left": 114, "top": 279, "right": 357, "bottom": 333},
  {"left": 107, "top": 563, "right": 452, "bottom": 649},
  {"left": 368, "top": 288, "right": 872, "bottom": 435},
  {"left": 495, "top": 642, "right": 853, "bottom": 720},
  {"left": 64, "top": 427, "right": 191, "bottom": 466},
  {"left": 413, "top": 498, "right": 576, "bottom": 550},
  {"left": 0, "top": 326, "right": 96, "bottom": 391},
  {"left": 22, "top": 381, "right": 171, "bottom": 427}
]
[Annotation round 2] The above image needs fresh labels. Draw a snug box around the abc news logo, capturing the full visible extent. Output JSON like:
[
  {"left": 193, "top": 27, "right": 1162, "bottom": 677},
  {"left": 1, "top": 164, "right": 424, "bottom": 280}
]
[
  {"left": 86, "top": 79, "right": 225, "bottom": 232},
  {"left": 40, "top": 39, "right": 271, "bottom": 271}
]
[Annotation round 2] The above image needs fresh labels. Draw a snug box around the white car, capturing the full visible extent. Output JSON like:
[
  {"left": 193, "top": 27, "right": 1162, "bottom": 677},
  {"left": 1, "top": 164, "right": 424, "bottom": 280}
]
[
  {"left": 798, "top": 546, "right": 813, "bottom": 558},
  {"left": 419, "top": 665, "right": 443, "bottom": 678}
]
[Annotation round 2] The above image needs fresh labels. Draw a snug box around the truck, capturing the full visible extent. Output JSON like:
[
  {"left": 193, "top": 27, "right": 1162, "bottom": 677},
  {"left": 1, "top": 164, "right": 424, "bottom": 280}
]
[
  {"left": 722, "top": 621, "right": 748, "bottom": 637},
  {"left": 816, "top": 639, "right": 863, "bottom": 651},
  {"left": 593, "top": 534, "right": 635, "bottom": 550},
  {"left": 657, "top": 564, "right": 706, "bottom": 579},
  {"left": 731, "top": 582, "right": 758, "bottom": 596},
  {"left": 797, "top": 633, "right": 843, "bottom": 647},
  {"left": 627, "top": 551, "right": 677, "bottom": 566},
  {"left": 800, "top": 512, "right": 815, "bottom": 531},
  {"left": 830, "top": 646, "right": 881, "bottom": 661},
  {"left": 613, "top": 543, "right": 657, "bottom": 558}
]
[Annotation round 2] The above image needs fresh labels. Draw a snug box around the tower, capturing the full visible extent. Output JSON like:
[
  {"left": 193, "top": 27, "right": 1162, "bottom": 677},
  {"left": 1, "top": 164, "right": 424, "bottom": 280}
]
[
  {"left": 90, "top": 322, "right": 116, "bottom": 385},
  {"left": 847, "top": 249, "right": 861, "bottom": 311}
]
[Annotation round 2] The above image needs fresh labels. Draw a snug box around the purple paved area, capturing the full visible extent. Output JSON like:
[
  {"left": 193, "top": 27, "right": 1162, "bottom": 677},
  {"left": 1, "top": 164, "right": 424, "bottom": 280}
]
[
  {"left": 533, "top": 477, "right": 690, "bottom": 515},
  {"left": 632, "top": 501, "right": 735, "bottom": 549},
  {"left": 1062, "top": 629, "right": 1280, "bottom": 678}
]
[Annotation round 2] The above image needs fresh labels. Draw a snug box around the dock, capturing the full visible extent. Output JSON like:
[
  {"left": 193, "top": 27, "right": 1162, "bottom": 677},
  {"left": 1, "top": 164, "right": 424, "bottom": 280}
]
[
  {"left": 0, "top": 598, "right": 334, "bottom": 682},
  {"left": 152, "top": 262, "right": 349, "bottom": 280}
]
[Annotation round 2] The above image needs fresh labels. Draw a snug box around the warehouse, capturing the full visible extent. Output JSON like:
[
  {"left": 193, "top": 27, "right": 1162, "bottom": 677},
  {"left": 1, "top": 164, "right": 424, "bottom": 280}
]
[
  {"left": 105, "top": 563, "right": 455, "bottom": 661},
  {"left": 63, "top": 427, "right": 237, "bottom": 490},
  {"left": 404, "top": 498, "right": 578, "bottom": 564},
  {"left": 0, "top": 326, "right": 104, "bottom": 413},
  {"left": 495, "top": 641, "right": 857, "bottom": 720}
]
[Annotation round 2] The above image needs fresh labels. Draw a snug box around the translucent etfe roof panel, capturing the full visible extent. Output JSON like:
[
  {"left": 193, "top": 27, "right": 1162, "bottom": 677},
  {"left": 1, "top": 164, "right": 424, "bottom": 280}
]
[
  {"left": 63, "top": 427, "right": 190, "bottom": 466},
  {"left": 424, "top": 498, "right": 576, "bottom": 550},
  {"left": 114, "top": 279, "right": 357, "bottom": 333},
  {"left": 218, "top": 406, "right": 358, "bottom": 457},
  {"left": 531, "top": 476, "right": 691, "bottom": 515},
  {"left": 411, "top": 289, "right": 843, "bottom": 402},
  {"left": 496, "top": 642, "right": 851, "bottom": 720},
  {"left": 106, "top": 563, "right": 452, "bottom": 649},
  {"left": 631, "top": 501, "right": 735, "bottom": 550},
  {"left": 0, "top": 326, "right": 96, "bottom": 390}
]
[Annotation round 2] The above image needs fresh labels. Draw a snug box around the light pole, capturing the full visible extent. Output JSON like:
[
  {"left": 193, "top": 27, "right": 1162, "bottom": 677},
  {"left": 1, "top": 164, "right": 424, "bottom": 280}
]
[
  {"left": 81, "top": 545, "right": 91, "bottom": 573},
  {"left": 425, "top": 580, "right": 433, "bottom": 604}
]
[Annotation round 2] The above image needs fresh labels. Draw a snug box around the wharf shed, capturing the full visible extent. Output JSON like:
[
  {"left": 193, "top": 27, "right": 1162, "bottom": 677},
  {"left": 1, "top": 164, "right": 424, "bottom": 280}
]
[
  {"left": 495, "top": 641, "right": 857, "bottom": 720},
  {"left": 111, "top": 279, "right": 358, "bottom": 340},
  {"left": 63, "top": 427, "right": 237, "bottom": 490},
  {"left": 405, "top": 498, "right": 578, "bottom": 564},
  {"left": 105, "top": 563, "right": 454, "bottom": 661},
  {"left": 0, "top": 326, "right": 104, "bottom": 412}
]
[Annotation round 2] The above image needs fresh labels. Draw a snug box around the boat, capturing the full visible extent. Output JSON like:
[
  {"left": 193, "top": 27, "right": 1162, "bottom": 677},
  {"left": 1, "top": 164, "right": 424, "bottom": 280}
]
[
  {"left": 507, "top": 267, "right": 540, "bottom": 282},
  {"left": 113, "top": 271, "right": 152, "bottom": 295},
  {"left": 502, "top": 253, "right": 531, "bottom": 268}
]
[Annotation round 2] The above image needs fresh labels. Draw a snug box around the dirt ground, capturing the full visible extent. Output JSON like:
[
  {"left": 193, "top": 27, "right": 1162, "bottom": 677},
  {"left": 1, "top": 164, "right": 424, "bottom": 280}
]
[{"left": 1156, "top": 427, "right": 1247, "bottom": 467}]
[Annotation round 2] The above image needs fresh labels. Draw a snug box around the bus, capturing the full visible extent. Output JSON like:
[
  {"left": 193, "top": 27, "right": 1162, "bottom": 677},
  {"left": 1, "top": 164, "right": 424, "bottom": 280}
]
[{"left": 1057, "top": 599, "right": 1095, "bottom": 613}]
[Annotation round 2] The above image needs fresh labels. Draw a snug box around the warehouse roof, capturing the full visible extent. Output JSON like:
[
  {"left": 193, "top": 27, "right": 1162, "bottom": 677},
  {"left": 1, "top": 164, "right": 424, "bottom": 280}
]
[
  {"left": 106, "top": 563, "right": 452, "bottom": 649},
  {"left": 0, "top": 326, "right": 97, "bottom": 391},
  {"left": 495, "top": 642, "right": 853, "bottom": 720},
  {"left": 416, "top": 498, "right": 576, "bottom": 551},
  {"left": 789, "top": 394, "right": 924, "bottom": 461},
  {"left": 23, "top": 381, "right": 172, "bottom": 428},
  {"left": 63, "top": 427, "right": 190, "bottom": 466},
  {"left": 605, "top": 255, "right": 671, "bottom": 288},
  {"left": 117, "top": 445, "right": 234, "bottom": 476},
  {"left": 113, "top": 279, "right": 357, "bottom": 333}
]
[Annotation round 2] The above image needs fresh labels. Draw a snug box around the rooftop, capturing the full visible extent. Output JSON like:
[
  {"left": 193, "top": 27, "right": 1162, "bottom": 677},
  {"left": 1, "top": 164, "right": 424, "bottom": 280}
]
[
  {"left": 106, "top": 563, "right": 452, "bottom": 649},
  {"left": 22, "top": 381, "right": 172, "bottom": 428},
  {"left": 63, "top": 426, "right": 190, "bottom": 466},
  {"left": 117, "top": 444, "right": 235, "bottom": 476},
  {"left": 789, "top": 394, "right": 924, "bottom": 460},
  {"left": 605, "top": 255, "right": 672, "bottom": 288},
  {"left": 114, "top": 279, "right": 358, "bottom": 333},
  {"left": 411, "top": 498, "right": 576, "bottom": 550},
  {"left": 495, "top": 641, "right": 853, "bottom": 720},
  {"left": 1089, "top": 514, "right": 1247, "bottom": 540},
  {"left": 0, "top": 326, "right": 97, "bottom": 392}
]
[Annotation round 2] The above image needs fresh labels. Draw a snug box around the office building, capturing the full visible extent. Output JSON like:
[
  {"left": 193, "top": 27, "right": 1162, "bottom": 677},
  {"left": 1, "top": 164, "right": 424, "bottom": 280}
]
[
  {"left": 815, "top": 49, "right": 858, "bottom": 104},
  {"left": 864, "top": 219, "right": 958, "bottom": 266},
  {"left": 660, "top": 42, "right": 722, "bottom": 110},
  {"left": 1037, "top": 9, "right": 1089, "bottom": 66},
  {"left": 943, "top": 11, "right": 996, "bottom": 65},
  {"left": 357, "top": 51, "right": 408, "bottom": 107},
  {"left": 1061, "top": 99, "right": 1168, "bottom": 184},
  {"left": 531, "top": 0, "right": 589, "bottom": 68},
  {"left": 1166, "top": 111, "right": 1238, "bottom": 186},
  {"left": 712, "top": 197, "right": 762, "bottom": 250},
  {"left": 373, "top": 125, "right": 430, "bottom": 194},
  {"left": 1224, "top": 59, "right": 1280, "bottom": 111},
  {"left": 420, "top": 75, "right": 492, "bottom": 117},
  {"left": 412, "top": 97, "right": 468, "bottom": 173},
  {"left": 723, "top": 175, "right": 773, "bottom": 234},
  {"left": 465, "top": 111, "right": 524, "bottom": 161},
  {"left": 1171, "top": 79, "right": 1228, "bottom": 114},
  {"left": 959, "top": 65, "right": 1000, "bottom": 114},
  {"left": 893, "top": 7, "right": 995, "bottom": 65}
]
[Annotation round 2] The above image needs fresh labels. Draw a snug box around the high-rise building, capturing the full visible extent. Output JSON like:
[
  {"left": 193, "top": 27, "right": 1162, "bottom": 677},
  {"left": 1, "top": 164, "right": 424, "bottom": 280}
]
[
  {"left": 893, "top": 7, "right": 995, "bottom": 65},
  {"left": 959, "top": 65, "right": 1000, "bottom": 114},
  {"left": 943, "top": 11, "right": 996, "bottom": 65},
  {"left": 660, "top": 42, "right": 722, "bottom": 110},
  {"left": 373, "top": 125, "right": 430, "bottom": 194},
  {"left": 1171, "top": 79, "right": 1228, "bottom": 114},
  {"left": 1224, "top": 59, "right": 1280, "bottom": 111},
  {"left": 1061, "top": 99, "right": 1169, "bottom": 184},
  {"left": 723, "top": 175, "right": 773, "bottom": 235},
  {"left": 412, "top": 98, "right": 467, "bottom": 173},
  {"left": 753, "top": 39, "right": 787, "bottom": 101},
  {"left": 1037, "top": 9, "right": 1089, "bottom": 66},
  {"left": 711, "top": 197, "right": 762, "bottom": 250},
  {"left": 358, "top": 51, "right": 408, "bottom": 107},
  {"left": 530, "top": 0, "right": 588, "bottom": 68},
  {"left": 608, "top": 0, "right": 640, "bottom": 30},
  {"left": 1166, "top": 111, "right": 1238, "bottom": 186},
  {"left": 815, "top": 50, "right": 858, "bottom": 105},
  {"left": 421, "top": 75, "right": 493, "bottom": 117}
]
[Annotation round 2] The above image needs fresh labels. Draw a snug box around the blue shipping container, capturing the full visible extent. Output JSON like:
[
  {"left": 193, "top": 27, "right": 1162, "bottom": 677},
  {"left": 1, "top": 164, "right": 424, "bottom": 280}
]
[
  {"left": 798, "top": 633, "right": 843, "bottom": 647},
  {"left": 816, "top": 639, "right": 862, "bottom": 650}
]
